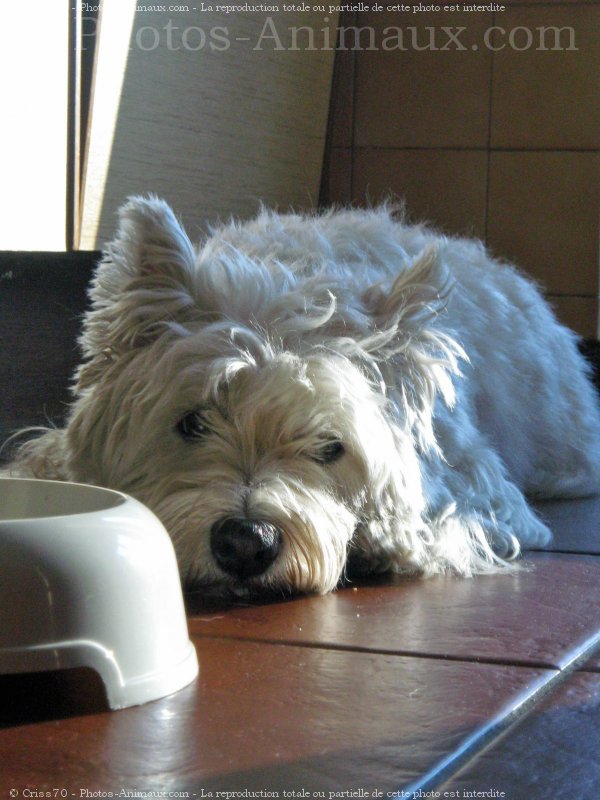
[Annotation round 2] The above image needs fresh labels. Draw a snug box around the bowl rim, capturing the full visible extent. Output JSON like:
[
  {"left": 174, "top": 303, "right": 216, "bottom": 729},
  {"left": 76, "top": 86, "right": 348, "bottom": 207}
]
[{"left": 0, "top": 476, "right": 130, "bottom": 523}]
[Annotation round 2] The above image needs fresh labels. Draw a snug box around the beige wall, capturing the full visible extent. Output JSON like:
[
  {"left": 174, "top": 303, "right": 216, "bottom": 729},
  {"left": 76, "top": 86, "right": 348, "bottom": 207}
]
[
  {"left": 80, "top": 6, "right": 339, "bottom": 249},
  {"left": 322, "top": 3, "right": 600, "bottom": 338}
]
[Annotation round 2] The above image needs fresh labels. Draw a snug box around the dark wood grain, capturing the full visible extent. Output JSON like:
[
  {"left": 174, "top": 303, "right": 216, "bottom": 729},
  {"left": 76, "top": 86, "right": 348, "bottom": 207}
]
[
  {"left": 188, "top": 553, "right": 600, "bottom": 670},
  {"left": 0, "top": 638, "right": 553, "bottom": 794}
]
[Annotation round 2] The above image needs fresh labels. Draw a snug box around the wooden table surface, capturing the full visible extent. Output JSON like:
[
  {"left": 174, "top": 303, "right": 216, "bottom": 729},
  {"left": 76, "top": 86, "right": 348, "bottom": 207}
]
[{"left": 2, "top": 497, "right": 600, "bottom": 798}]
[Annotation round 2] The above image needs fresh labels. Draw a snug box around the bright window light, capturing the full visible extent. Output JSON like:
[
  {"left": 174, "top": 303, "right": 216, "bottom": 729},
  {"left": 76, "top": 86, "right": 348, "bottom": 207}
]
[
  {"left": 0, "top": 2, "right": 69, "bottom": 250},
  {"left": 79, "top": 0, "right": 137, "bottom": 250}
]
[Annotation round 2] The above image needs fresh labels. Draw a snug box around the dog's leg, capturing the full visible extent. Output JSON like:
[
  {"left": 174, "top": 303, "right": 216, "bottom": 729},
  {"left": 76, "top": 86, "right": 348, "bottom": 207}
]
[
  {"left": 5, "top": 428, "right": 69, "bottom": 480},
  {"left": 453, "top": 258, "right": 600, "bottom": 501},
  {"left": 427, "top": 402, "right": 552, "bottom": 565},
  {"left": 517, "top": 366, "right": 600, "bottom": 500}
]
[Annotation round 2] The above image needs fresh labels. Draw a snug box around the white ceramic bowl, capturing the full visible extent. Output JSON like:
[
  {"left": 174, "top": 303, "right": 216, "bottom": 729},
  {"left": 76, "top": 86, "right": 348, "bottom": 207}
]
[{"left": 0, "top": 477, "right": 198, "bottom": 709}]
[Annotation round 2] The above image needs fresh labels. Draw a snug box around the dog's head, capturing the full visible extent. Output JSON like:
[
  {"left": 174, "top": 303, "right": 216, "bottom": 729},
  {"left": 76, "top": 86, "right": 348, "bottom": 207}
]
[{"left": 65, "top": 197, "right": 460, "bottom": 597}]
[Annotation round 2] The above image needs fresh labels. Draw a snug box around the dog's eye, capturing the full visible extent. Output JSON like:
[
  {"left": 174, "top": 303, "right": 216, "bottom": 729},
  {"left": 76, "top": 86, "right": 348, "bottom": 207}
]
[
  {"left": 313, "top": 439, "right": 345, "bottom": 465},
  {"left": 176, "top": 409, "right": 210, "bottom": 442}
]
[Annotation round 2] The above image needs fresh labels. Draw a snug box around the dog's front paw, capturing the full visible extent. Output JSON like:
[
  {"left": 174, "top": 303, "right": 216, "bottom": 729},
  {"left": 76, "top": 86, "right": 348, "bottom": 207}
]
[
  {"left": 505, "top": 510, "right": 552, "bottom": 551},
  {"left": 345, "top": 546, "right": 394, "bottom": 579}
]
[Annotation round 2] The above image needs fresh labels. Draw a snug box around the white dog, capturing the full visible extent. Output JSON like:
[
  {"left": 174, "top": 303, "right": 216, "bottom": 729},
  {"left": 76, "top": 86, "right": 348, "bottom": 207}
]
[{"left": 10, "top": 197, "right": 600, "bottom": 597}]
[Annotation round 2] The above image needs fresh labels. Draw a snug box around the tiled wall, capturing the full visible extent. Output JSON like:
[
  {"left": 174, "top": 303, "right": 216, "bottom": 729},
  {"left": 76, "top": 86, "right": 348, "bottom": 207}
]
[{"left": 322, "top": 3, "right": 599, "bottom": 338}]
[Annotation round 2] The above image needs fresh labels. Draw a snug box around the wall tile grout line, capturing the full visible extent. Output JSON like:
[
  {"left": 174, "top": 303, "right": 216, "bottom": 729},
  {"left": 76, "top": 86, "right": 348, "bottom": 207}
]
[{"left": 350, "top": 145, "right": 599, "bottom": 154}]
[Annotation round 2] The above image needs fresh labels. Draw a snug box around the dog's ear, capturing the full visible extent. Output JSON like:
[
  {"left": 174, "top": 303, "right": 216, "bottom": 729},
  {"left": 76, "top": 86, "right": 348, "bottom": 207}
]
[
  {"left": 79, "top": 196, "right": 197, "bottom": 365},
  {"left": 101, "top": 194, "right": 196, "bottom": 287},
  {"left": 359, "top": 246, "right": 465, "bottom": 441},
  {"left": 363, "top": 245, "right": 450, "bottom": 328}
]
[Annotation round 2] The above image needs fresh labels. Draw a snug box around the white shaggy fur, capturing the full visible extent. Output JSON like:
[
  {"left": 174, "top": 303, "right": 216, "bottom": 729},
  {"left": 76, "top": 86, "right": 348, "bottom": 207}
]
[{"left": 9, "top": 197, "right": 600, "bottom": 597}]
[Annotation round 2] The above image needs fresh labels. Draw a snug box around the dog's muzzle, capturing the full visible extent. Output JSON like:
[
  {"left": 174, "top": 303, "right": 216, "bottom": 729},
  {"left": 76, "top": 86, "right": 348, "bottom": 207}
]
[{"left": 210, "top": 517, "right": 282, "bottom": 580}]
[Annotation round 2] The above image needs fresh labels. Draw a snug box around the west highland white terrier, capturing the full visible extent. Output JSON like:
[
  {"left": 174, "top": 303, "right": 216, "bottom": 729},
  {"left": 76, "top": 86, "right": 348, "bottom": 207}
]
[{"left": 10, "top": 197, "right": 600, "bottom": 597}]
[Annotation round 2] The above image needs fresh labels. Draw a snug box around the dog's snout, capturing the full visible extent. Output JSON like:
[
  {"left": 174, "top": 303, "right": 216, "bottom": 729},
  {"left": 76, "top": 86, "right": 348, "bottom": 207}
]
[{"left": 210, "top": 517, "right": 282, "bottom": 580}]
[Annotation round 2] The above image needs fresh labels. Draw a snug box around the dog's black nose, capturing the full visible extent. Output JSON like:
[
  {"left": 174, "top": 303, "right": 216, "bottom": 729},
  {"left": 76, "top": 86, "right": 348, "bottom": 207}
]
[{"left": 210, "top": 517, "right": 282, "bottom": 580}]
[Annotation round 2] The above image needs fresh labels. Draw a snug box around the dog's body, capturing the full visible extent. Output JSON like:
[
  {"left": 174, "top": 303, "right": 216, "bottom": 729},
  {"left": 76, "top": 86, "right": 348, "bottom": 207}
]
[{"left": 9, "top": 198, "right": 600, "bottom": 597}]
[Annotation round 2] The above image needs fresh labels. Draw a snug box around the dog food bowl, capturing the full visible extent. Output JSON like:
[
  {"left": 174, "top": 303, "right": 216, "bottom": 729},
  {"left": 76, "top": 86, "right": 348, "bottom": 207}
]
[{"left": 0, "top": 477, "right": 198, "bottom": 709}]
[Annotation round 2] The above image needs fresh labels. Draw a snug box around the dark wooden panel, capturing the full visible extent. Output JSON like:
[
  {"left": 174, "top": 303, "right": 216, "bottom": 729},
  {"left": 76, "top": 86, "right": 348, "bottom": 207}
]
[
  {"left": 490, "top": 5, "right": 600, "bottom": 151},
  {"left": 0, "top": 251, "right": 97, "bottom": 457},
  {"left": 353, "top": 10, "right": 492, "bottom": 149},
  {"left": 188, "top": 553, "right": 600, "bottom": 671},
  {"left": 0, "top": 638, "right": 553, "bottom": 793},
  {"left": 352, "top": 148, "right": 488, "bottom": 239},
  {"left": 487, "top": 152, "right": 599, "bottom": 297}
]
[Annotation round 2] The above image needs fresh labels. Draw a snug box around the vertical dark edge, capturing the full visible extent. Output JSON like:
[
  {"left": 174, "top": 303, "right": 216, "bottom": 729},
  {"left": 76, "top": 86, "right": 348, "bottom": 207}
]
[
  {"left": 483, "top": 10, "right": 496, "bottom": 246},
  {"left": 318, "top": 17, "right": 340, "bottom": 209},
  {"left": 348, "top": 11, "right": 358, "bottom": 204},
  {"left": 66, "top": 0, "right": 80, "bottom": 251},
  {"left": 318, "top": 12, "right": 358, "bottom": 210},
  {"left": 77, "top": 6, "right": 100, "bottom": 251}
]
